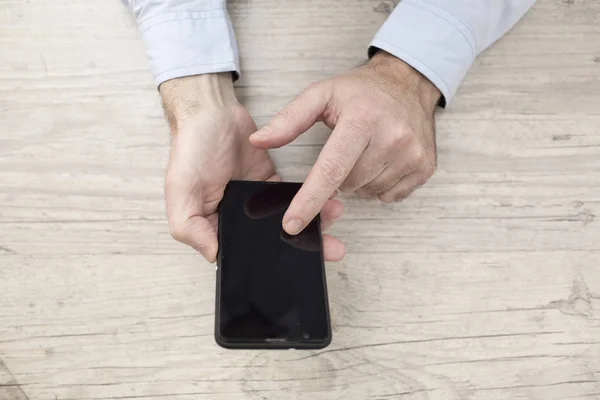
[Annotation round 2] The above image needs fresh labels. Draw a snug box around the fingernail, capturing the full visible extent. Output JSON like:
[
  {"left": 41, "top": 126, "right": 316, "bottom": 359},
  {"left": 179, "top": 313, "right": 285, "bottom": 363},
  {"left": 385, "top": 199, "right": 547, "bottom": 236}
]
[
  {"left": 284, "top": 218, "right": 303, "bottom": 235},
  {"left": 251, "top": 125, "right": 272, "bottom": 140}
]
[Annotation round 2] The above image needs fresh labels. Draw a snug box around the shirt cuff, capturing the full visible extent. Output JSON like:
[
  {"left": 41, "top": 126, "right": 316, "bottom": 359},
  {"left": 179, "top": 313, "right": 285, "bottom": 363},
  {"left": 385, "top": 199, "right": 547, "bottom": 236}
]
[
  {"left": 138, "top": 8, "right": 240, "bottom": 87},
  {"left": 368, "top": 0, "right": 477, "bottom": 106}
]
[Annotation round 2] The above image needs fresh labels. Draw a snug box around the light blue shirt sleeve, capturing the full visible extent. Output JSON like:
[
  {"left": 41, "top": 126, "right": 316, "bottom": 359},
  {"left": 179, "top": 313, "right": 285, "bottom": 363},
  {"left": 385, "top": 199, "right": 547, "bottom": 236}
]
[
  {"left": 125, "top": 0, "right": 535, "bottom": 101},
  {"left": 122, "top": 0, "right": 240, "bottom": 86},
  {"left": 370, "top": 0, "right": 537, "bottom": 106}
]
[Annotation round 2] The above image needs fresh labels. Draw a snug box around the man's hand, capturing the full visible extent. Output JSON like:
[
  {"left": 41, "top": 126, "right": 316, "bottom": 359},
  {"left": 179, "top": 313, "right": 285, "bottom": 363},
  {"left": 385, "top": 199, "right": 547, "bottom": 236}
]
[
  {"left": 250, "top": 51, "right": 441, "bottom": 235},
  {"left": 161, "top": 73, "right": 345, "bottom": 262}
]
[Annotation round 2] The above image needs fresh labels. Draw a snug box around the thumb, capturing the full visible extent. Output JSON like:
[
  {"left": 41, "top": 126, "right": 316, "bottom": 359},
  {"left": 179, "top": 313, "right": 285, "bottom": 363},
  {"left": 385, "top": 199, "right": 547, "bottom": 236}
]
[
  {"left": 250, "top": 82, "right": 331, "bottom": 149},
  {"left": 188, "top": 215, "right": 219, "bottom": 263},
  {"left": 170, "top": 215, "right": 218, "bottom": 263}
]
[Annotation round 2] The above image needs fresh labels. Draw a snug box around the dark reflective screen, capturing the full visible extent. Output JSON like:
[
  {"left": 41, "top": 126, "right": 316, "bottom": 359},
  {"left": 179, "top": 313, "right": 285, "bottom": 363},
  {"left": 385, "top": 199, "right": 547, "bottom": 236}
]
[{"left": 217, "top": 180, "right": 330, "bottom": 345}]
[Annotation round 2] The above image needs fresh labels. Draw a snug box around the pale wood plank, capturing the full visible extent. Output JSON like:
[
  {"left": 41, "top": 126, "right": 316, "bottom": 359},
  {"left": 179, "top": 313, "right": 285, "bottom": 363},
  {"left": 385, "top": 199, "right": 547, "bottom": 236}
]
[{"left": 1, "top": 0, "right": 599, "bottom": 399}]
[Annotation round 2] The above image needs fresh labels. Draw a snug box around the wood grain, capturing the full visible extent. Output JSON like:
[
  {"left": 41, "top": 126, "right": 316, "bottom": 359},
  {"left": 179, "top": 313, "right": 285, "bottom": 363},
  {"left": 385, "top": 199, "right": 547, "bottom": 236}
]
[{"left": 1, "top": 0, "right": 599, "bottom": 399}]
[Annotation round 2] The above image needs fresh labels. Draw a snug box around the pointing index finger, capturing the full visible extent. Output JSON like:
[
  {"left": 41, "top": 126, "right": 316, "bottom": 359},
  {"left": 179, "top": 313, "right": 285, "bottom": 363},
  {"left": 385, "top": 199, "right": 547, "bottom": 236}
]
[{"left": 282, "top": 116, "right": 370, "bottom": 235}]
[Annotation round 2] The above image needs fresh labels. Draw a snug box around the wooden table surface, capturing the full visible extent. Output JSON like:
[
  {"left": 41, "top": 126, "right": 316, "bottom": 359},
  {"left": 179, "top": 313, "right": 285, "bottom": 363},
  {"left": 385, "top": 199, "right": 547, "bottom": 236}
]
[{"left": 1, "top": 1, "right": 599, "bottom": 399}]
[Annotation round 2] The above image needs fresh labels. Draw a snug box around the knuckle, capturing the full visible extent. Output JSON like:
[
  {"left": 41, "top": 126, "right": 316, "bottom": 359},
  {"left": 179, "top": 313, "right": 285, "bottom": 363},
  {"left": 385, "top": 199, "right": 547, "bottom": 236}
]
[
  {"left": 390, "top": 128, "right": 413, "bottom": 148},
  {"left": 389, "top": 134, "right": 406, "bottom": 149},
  {"left": 407, "top": 145, "right": 426, "bottom": 168},
  {"left": 319, "top": 158, "right": 348, "bottom": 187}
]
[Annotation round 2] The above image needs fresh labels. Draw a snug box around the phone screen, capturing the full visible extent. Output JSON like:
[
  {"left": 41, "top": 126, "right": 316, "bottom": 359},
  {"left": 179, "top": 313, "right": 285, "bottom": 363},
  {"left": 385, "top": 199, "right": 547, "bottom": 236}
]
[{"left": 216, "top": 180, "right": 331, "bottom": 348}]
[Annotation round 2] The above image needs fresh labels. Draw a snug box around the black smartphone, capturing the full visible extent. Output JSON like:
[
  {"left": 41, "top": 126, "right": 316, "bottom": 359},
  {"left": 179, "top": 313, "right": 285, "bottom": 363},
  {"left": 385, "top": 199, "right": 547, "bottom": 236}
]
[{"left": 215, "top": 180, "right": 332, "bottom": 349}]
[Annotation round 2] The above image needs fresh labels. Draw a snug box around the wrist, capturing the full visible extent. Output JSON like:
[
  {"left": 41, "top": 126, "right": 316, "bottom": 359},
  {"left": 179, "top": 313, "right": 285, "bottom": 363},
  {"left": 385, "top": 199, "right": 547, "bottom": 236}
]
[
  {"left": 369, "top": 50, "right": 441, "bottom": 111},
  {"left": 159, "top": 73, "right": 240, "bottom": 129}
]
